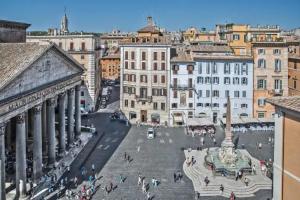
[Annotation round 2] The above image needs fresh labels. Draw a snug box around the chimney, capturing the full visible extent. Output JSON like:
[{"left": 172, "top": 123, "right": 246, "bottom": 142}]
[{"left": 147, "top": 16, "right": 154, "bottom": 26}]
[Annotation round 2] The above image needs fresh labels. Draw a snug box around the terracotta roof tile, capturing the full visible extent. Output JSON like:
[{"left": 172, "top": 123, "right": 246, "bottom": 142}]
[{"left": 266, "top": 96, "right": 300, "bottom": 113}]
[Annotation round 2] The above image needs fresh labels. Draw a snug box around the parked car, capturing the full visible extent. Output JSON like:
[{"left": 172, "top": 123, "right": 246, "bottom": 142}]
[{"left": 147, "top": 128, "right": 155, "bottom": 139}]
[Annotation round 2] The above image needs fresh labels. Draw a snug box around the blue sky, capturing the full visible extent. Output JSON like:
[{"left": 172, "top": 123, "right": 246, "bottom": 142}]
[{"left": 1, "top": 0, "right": 299, "bottom": 32}]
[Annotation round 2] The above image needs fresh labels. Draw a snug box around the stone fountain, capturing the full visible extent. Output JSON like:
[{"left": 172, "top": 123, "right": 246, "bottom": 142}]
[{"left": 205, "top": 96, "right": 251, "bottom": 176}]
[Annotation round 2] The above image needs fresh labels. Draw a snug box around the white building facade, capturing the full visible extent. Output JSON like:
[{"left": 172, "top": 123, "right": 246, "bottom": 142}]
[
  {"left": 169, "top": 60, "right": 197, "bottom": 126},
  {"left": 194, "top": 56, "right": 254, "bottom": 123}
]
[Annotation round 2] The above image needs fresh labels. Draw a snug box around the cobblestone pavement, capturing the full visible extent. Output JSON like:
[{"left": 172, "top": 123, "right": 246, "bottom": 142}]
[{"left": 92, "top": 125, "right": 274, "bottom": 200}]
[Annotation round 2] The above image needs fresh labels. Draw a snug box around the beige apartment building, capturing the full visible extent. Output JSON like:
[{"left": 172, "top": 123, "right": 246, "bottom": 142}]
[
  {"left": 267, "top": 96, "right": 300, "bottom": 200},
  {"left": 27, "top": 14, "right": 101, "bottom": 111},
  {"left": 252, "top": 42, "right": 288, "bottom": 118},
  {"left": 120, "top": 41, "right": 171, "bottom": 125},
  {"left": 120, "top": 17, "right": 171, "bottom": 125},
  {"left": 287, "top": 38, "right": 300, "bottom": 96}
]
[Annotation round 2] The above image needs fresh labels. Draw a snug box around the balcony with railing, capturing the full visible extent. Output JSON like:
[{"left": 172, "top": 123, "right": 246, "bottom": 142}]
[
  {"left": 135, "top": 95, "right": 152, "bottom": 102},
  {"left": 170, "top": 84, "right": 195, "bottom": 90},
  {"left": 269, "top": 89, "right": 283, "bottom": 96}
]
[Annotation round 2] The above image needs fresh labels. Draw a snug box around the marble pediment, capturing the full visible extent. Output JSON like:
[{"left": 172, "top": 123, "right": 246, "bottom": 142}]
[{"left": 0, "top": 46, "right": 84, "bottom": 102}]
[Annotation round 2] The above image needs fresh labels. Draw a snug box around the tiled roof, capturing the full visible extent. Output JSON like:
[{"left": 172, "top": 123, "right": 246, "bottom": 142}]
[
  {"left": 0, "top": 43, "right": 50, "bottom": 90},
  {"left": 266, "top": 96, "right": 300, "bottom": 113},
  {"left": 137, "top": 25, "right": 160, "bottom": 33},
  {"left": 102, "top": 53, "right": 120, "bottom": 59}
]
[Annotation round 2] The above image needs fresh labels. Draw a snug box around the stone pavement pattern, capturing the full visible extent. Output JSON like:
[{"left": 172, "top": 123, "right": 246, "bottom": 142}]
[
  {"left": 91, "top": 126, "right": 273, "bottom": 200},
  {"left": 183, "top": 149, "right": 272, "bottom": 198}
]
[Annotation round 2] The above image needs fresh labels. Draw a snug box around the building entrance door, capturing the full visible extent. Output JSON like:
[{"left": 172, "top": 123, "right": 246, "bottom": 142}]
[{"left": 141, "top": 110, "right": 147, "bottom": 122}]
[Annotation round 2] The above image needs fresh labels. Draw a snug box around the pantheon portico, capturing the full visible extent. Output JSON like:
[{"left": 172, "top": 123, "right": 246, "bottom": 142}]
[{"left": 0, "top": 42, "right": 84, "bottom": 199}]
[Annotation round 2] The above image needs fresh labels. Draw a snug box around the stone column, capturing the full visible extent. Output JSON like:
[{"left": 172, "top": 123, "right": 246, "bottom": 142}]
[
  {"left": 16, "top": 113, "right": 26, "bottom": 197},
  {"left": 67, "top": 88, "right": 75, "bottom": 147},
  {"left": 58, "top": 93, "right": 66, "bottom": 154},
  {"left": 75, "top": 85, "right": 81, "bottom": 138},
  {"left": 0, "top": 123, "right": 6, "bottom": 200},
  {"left": 47, "top": 98, "right": 56, "bottom": 166},
  {"left": 32, "top": 105, "right": 43, "bottom": 183},
  {"left": 42, "top": 102, "right": 47, "bottom": 156}
]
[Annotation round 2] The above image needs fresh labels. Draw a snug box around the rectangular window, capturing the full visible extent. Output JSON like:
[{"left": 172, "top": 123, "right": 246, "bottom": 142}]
[
  {"left": 153, "top": 52, "right": 158, "bottom": 60},
  {"left": 294, "top": 80, "right": 297, "bottom": 89},
  {"left": 153, "top": 62, "right": 158, "bottom": 70},
  {"left": 142, "top": 62, "right": 146, "bottom": 70},
  {"left": 206, "top": 63, "right": 210, "bottom": 74},
  {"left": 173, "top": 65, "right": 178, "bottom": 74},
  {"left": 234, "top": 64, "right": 240, "bottom": 75},
  {"left": 257, "top": 79, "right": 267, "bottom": 89},
  {"left": 198, "top": 90, "right": 202, "bottom": 98},
  {"left": 233, "top": 34, "right": 240, "bottom": 40},
  {"left": 275, "top": 59, "right": 281, "bottom": 72},
  {"left": 153, "top": 102, "right": 158, "bottom": 110},
  {"left": 242, "top": 91, "right": 246, "bottom": 97},
  {"left": 205, "top": 77, "right": 211, "bottom": 84},
  {"left": 153, "top": 75, "right": 157, "bottom": 83},
  {"left": 171, "top": 103, "right": 177, "bottom": 108},
  {"left": 173, "top": 91, "right": 178, "bottom": 98},
  {"left": 124, "top": 99, "right": 128, "bottom": 107},
  {"left": 189, "top": 103, "right": 193, "bottom": 108},
  {"left": 161, "top": 63, "right": 166, "bottom": 70},
  {"left": 125, "top": 51, "right": 129, "bottom": 60},
  {"left": 142, "top": 52, "right": 146, "bottom": 60},
  {"left": 131, "top": 51, "right": 135, "bottom": 60},
  {"left": 81, "top": 42, "right": 85, "bottom": 51},
  {"left": 213, "top": 77, "right": 219, "bottom": 84},
  {"left": 197, "top": 103, "right": 203, "bottom": 107},
  {"left": 131, "top": 100, "right": 135, "bottom": 108},
  {"left": 224, "top": 77, "right": 230, "bottom": 84},
  {"left": 234, "top": 91, "right": 240, "bottom": 98},
  {"left": 187, "top": 65, "right": 194, "bottom": 74},
  {"left": 198, "top": 63, "right": 202, "bottom": 74},
  {"left": 161, "top": 52, "right": 166, "bottom": 60},
  {"left": 274, "top": 79, "right": 282, "bottom": 90},
  {"left": 206, "top": 90, "right": 210, "bottom": 97},
  {"left": 81, "top": 55, "right": 85, "bottom": 60},
  {"left": 173, "top": 78, "right": 177, "bottom": 87},
  {"left": 188, "top": 78, "right": 193, "bottom": 88},
  {"left": 125, "top": 61, "right": 128, "bottom": 69},
  {"left": 161, "top": 103, "right": 165, "bottom": 111},
  {"left": 212, "top": 90, "right": 219, "bottom": 97},
  {"left": 242, "top": 63, "right": 248, "bottom": 75},
  {"left": 70, "top": 42, "right": 74, "bottom": 50},
  {"left": 241, "top": 104, "right": 248, "bottom": 108},
  {"left": 161, "top": 75, "right": 165, "bottom": 83},
  {"left": 273, "top": 49, "right": 281, "bottom": 55},
  {"left": 258, "top": 49, "right": 265, "bottom": 55},
  {"left": 258, "top": 59, "right": 266, "bottom": 68},
  {"left": 131, "top": 62, "right": 135, "bottom": 69},
  {"left": 258, "top": 112, "right": 265, "bottom": 118},
  {"left": 59, "top": 42, "right": 62, "bottom": 48},
  {"left": 212, "top": 62, "right": 218, "bottom": 74},
  {"left": 225, "top": 90, "right": 230, "bottom": 97},
  {"left": 241, "top": 77, "right": 248, "bottom": 85},
  {"left": 189, "top": 90, "right": 193, "bottom": 98},
  {"left": 197, "top": 77, "right": 203, "bottom": 84},
  {"left": 233, "top": 77, "right": 239, "bottom": 85},
  {"left": 258, "top": 98, "right": 266, "bottom": 107},
  {"left": 224, "top": 63, "right": 230, "bottom": 74}
]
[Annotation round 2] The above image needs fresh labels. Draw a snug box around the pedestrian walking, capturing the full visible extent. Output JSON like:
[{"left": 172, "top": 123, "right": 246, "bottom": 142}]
[
  {"left": 213, "top": 137, "right": 217, "bottom": 145},
  {"left": 244, "top": 177, "right": 249, "bottom": 186},
  {"left": 124, "top": 152, "right": 127, "bottom": 160},
  {"left": 204, "top": 176, "right": 209, "bottom": 186},
  {"left": 74, "top": 176, "right": 78, "bottom": 187},
  {"left": 92, "top": 163, "right": 95, "bottom": 172},
  {"left": 173, "top": 172, "right": 177, "bottom": 182},
  {"left": 67, "top": 165, "right": 70, "bottom": 173},
  {"left": 220, "top": 184, "right": 224, "bottom": 193},
  {"left": 146, "top": 192, "right": 151, "bottom": 200},
  {"left": 119, "top": 174, "right": 124, "bottom": 183},
  {"left": 138, "top": 174, "right": 142, "bottom": 185}
]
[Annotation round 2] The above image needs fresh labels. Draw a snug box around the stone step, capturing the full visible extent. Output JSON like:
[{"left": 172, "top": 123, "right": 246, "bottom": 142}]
[{"left": 183, "top": 162, "right": 271, "bottom": 198}]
